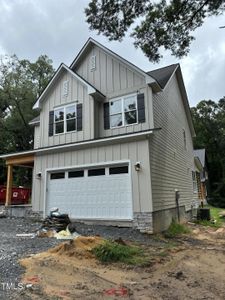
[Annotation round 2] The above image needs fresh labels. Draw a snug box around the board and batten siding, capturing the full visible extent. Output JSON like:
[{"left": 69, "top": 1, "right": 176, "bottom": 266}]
[
  {"left": 75, "top": 45, "right": 154, "bottom": 137},
  {"left": 38, "top": 69, "right": 94, "bottom": 148},
  {"left": 149, "top": 73, "right": 197, "bottom": 212},
  {"left": 34, "top": 125, "right": 40, "bottom": 149},
  {"left": 32, "top": 140, "right": 153, "bottom": 216}
]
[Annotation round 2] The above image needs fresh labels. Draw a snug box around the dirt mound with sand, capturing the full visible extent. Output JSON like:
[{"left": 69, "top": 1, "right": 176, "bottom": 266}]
[{"left": 48, "top": 236, "right": 103, "bottom": 258}]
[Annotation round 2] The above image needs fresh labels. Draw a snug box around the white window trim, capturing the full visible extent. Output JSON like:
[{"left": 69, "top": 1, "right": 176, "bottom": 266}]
[
  {"left": 109, "top": 93, "right": 138, "bottom": 129},
  {"left": 54, "top": 103, "right": 77, "bottom": 135},
  {"left": 192, "top": 171, "right": 198, "bottom": 194}
]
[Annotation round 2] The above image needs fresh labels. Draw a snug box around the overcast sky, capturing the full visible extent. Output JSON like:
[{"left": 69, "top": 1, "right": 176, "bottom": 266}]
[{"left": 0, "top": 0, "right": 224, "bottom": 107}]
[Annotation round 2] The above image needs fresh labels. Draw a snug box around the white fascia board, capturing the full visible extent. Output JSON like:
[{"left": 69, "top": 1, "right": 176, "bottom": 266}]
[
  {"left": 0, "top": 149, "right": 36, "bottom": 160},
  {"left": 33, "top": 63, "right": 96, "bottom": 109},
  {"left": 0, "top": 130, "right": 154, "bottom": 160},
  {"left": 194, "top": 156, "right": 203, "bottom": 172},
  {"left": 29, "top": 120, "right": 40, "bottom": 126},
  {"left": 36, "top": 130, "right": 153, "bottom": 155}
]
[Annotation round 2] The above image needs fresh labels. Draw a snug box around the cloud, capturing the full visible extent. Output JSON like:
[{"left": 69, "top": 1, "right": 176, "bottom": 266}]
[{"left": 0, "top": 0, "right": 224, "bottom": 106}]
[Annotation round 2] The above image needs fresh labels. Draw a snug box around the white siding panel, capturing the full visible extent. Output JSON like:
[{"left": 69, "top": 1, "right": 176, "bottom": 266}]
[
  {"left": 32, "top": 140, "right": 152, "bottom": 215},
  {"left": 149, "top": 74, "right": 196, "bottom": 212},
  {"left": 38, "top": 70, "right": 94, "bottom": 149}
]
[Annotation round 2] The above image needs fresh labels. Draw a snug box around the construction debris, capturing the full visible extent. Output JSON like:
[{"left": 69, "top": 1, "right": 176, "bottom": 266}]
[
  {"left": 16, "top": 233, "right": 36, "bottom": 238},
  {"left": 54, "top": 229, "right": 80, "bottom": 240},
  {"left": 41, "top": 209, "right": 71, "bottom": 232},
  {"left": 36, "top": 229, "right": 56, "bottom": 238}
]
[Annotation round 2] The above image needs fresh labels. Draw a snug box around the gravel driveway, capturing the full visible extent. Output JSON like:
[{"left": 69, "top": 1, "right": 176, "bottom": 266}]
[
  {"left": 0, "top": 217, "right": 165, "bottom": 299},
  {"left": 0, "top": 217, "right": 60, "bottom": 300}
]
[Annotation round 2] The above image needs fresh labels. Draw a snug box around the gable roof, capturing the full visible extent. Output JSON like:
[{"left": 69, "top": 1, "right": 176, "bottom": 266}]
[
  {"left": 33, "top": 63, "right": 99, "bottom": 109},
  {"left": 29, "top": 115, "right": 40, "bottom": 126},
  {"left": 147, "top": 64, "right": 179, "bottom": 89},
  {"left": 70, "top": 38, "right": 161, "bottom": 92},
  {"left": 194, "top": 149, "right": 206, "bottom": 167}
]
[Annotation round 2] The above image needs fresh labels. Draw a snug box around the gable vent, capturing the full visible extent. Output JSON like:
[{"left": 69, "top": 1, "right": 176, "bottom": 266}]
[
  {"left": 63, "top": 80, "right": 69, "bottom": 96},
  {"left": 90, "top": 55, "right": 96, "bottom": 71}
]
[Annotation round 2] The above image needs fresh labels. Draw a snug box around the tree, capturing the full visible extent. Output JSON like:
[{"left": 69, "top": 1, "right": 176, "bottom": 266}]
[
  {"left": 0, "top": 55, "right": 54, "bottom": 185},
  {"left": 0, "top": 55, "right": 54, "bottom": 153},
  {"left": 191, "top": 97, "right": 225, "bottom": 207},
  {"left": 85, "top": 0, "right": 225, "bottom": 62}
]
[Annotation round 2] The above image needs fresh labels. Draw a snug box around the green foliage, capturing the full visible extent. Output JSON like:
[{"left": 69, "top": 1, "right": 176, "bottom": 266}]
[
  {"left": 196, "top": 206, "right": 225, "bottom": 228},
  {"left": 0, "top": 54, "right": 54, "bottom": 184},
  {"left": 85, "top": 0, "right": 225, "bottom": 62},
  {"left": 191, "top": 98, "right": 225, "bottom": 207},
  {"left": 92, "top": 240, "right": 146, "bottom": 265},
  {"left": 164, "top": 219, "right": 190, "bottom": 238}
]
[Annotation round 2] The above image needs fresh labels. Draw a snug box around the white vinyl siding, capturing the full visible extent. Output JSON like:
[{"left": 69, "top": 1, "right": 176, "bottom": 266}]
[
  {"left": 32, "top": 140, "right": 153, "bottom": 215},
  {"left": 38, "top": 71, "right": 95, "bottom": 148},
  {"left": 149, "top": 74, "right": 196, "bottom": 212},
  {"left": 74, "top": 44, "right": 155, "bottom": 138}
]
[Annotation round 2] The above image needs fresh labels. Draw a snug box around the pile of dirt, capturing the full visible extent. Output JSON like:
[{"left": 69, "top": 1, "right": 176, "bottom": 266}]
[{"left": 48, "top": 236, "right": 103, "bottom": 258}]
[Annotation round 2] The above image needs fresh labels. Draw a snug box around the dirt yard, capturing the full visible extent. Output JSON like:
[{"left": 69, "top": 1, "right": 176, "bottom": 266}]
[{"left": 13, "top": 223, "right": 225, "bottom": 300}]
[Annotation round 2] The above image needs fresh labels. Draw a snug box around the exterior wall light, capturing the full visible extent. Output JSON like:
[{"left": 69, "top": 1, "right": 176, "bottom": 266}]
[
  {"left": 135, "top": 162, "right": 141, "bottom": 171},
  {"left": 36, "top": 172, "right": 42, "bottom": 179}
]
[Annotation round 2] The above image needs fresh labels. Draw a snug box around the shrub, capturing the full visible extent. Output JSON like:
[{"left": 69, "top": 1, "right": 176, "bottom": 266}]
[
  {"left": 92, "top": 240, "right": 144, "bottom": 264},
  {"left": 164, "top": 219, "right": 190, "bottom": 238}
]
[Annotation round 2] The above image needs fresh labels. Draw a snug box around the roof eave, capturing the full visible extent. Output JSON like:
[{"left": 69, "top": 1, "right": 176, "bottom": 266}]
[
  {"left": 145, "top": 75, "right": 162, "bottom": 92},
  {"left": 33, "top": 63, "right": 98, "bottom": 110},
  {"left": 194, "top": 156, "right": 203, "bottom": 172},
  {"left": 176, "top": 66, "right": 196, "bottom": 137}
]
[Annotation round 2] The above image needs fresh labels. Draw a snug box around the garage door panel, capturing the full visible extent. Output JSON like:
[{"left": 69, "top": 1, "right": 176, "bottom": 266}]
[{"left": 46, "top": 167, "right": 133, "bottom": 220}]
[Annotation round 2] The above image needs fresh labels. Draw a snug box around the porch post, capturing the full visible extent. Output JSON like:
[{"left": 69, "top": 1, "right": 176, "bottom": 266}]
[{"left": 5, "top": 164, "right": 13, "bottom": 206}]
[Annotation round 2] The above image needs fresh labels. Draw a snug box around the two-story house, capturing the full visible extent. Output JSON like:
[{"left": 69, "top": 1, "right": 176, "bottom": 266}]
[{"left": 0, "top": 38, "right": 198, "bottom": 232}]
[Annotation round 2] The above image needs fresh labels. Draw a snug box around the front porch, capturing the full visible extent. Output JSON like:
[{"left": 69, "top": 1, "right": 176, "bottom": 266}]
[{"left": 3, "top": 152, "right": 34, "bottom": 206}]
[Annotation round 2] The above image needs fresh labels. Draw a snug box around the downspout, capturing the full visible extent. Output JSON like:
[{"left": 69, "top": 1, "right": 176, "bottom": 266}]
[{"left": 175, "top": 189, "right": 180, "bottom": 223}]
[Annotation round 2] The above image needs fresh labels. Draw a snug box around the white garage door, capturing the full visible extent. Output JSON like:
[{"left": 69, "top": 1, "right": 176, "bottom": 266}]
[{"left": 46, "top": 164, "right": 133, "bottom": 220}]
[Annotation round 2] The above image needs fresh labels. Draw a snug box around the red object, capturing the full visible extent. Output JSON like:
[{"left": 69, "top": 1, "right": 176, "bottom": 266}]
[
  {"left": 104, "top": 287, "right": 128, "bottom": 297},
  {"left": 0, "top": 185, "right": 31, "bottom": 205},
  {"left": 25, "top": 276, "right": 39, "bottom": 283}
]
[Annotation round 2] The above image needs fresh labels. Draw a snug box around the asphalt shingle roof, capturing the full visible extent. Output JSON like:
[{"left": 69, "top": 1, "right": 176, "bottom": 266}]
[{"left": 147, "top": 64, "right": 179, "bottom": 89}]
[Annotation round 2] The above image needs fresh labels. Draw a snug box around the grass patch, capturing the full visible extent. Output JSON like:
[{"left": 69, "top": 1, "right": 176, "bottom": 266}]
[
  {"left": 164, "top": 219, "right": 191, "bottom": 238},
  {"left": 92, "top": 240, "right": 148, "bottom": 265},
  {"left": 196, "top": 205, "right": 225, "bottom": 228}
]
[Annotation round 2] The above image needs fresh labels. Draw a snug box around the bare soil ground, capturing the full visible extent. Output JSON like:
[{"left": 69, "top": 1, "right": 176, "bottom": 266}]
[{"left": 14, "top": 224, "right": 225, "bottom": 300}]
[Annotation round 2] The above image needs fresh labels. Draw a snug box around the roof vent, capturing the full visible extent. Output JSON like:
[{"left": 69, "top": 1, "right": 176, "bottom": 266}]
[
  {"left": 90, "top": 55, "right": 96, "bottom": 71},
  {"left": 63, "top": 80, "right": 69, "bottom": 96}
]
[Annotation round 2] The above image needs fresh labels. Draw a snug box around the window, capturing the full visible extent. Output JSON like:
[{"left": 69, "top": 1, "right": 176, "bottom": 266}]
[
  {"left": 109, "top": 166, "right": 129, "bottom": 175},
  {"left": 192, "top": 171, "right": 198, "bottom": 193},
  {"left": 54, "top": 104, "right": 76, "bottom": 134},
  {"left": 88, "top": 168, "right": 105, "bottom": 176},
  {"left": 50, "top": 172, "right": 65, "bottom": 180},
  {"left": 68, "top": 170, "right": 84, "bottom": 178},
  {"left": 110, "top": 94, "right": 137, "bottom": 128}
]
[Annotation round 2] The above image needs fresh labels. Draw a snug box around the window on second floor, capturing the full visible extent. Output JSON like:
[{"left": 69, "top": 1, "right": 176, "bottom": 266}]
[
  {"left": 54, "top": 104, "right": 76, "bottom": 134},
  {"left": 110, "top": 94, "right": 137, "bottom": 128}
]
